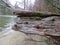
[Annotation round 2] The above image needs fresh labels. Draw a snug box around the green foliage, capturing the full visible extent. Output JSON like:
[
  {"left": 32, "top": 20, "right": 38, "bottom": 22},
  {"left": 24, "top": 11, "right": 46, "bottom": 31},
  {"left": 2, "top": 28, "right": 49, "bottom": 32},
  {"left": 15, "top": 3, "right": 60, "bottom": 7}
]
[{"left": 35, "top": 11, "right": 45, "bottom": 14}]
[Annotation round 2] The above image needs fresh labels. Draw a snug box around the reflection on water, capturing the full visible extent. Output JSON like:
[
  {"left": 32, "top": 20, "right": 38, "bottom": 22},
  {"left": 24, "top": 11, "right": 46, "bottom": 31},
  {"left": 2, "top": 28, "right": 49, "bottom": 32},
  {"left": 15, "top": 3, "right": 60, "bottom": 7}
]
[{"left": 0, "top": 15, "right": 17, "bottom": 32}]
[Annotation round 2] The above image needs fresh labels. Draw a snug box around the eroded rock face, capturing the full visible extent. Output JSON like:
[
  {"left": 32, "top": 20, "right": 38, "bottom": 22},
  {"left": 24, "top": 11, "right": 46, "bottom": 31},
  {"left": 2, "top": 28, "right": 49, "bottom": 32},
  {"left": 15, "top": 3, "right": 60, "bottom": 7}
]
[
  {"left": 12, "top": 16, "right": 60, "bottom": 36},
  {"left": 12, "top": 16, "right": 60, "bottom": 45}
]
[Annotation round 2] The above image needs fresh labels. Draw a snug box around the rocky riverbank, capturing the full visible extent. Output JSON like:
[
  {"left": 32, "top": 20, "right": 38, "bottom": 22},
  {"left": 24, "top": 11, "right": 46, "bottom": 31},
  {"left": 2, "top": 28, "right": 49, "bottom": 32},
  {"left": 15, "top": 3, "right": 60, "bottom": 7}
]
[
  {"left": 0, "top": 16, "right": 60, "bottom": 45},
  {"left": 12, "top": 16, "right": 60, "bottom": 45},
  {"left": 12, "top": 16, "right": 60, "bottom": 36}
]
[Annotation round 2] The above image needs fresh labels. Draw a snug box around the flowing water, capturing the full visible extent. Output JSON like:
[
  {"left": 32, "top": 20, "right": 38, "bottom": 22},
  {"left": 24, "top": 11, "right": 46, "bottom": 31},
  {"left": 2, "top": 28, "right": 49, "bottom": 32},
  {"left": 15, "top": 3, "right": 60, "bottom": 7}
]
[{"left": 0, "top": 15, "right": 17, "bottom": 34}]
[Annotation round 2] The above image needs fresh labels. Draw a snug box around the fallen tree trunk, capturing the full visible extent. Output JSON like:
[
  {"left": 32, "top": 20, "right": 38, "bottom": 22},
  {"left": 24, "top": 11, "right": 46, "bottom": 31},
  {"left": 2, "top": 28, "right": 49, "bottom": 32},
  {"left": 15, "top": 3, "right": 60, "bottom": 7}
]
[{"left": 14, "top": 12, "right": 60, "bottom": 18}]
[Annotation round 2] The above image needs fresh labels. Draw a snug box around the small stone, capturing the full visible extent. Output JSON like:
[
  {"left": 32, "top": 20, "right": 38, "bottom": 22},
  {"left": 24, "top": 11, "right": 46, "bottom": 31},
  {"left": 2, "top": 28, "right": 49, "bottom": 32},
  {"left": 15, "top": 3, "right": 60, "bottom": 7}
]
[
  {"left": 51, "top": 19, "right": 55, "bottom": 21},
  {"left": 24, "top": 22, "right": 29, "bottom": 24},
  {"left": 34, "top": 25, "right": 41, "bottom": 29}
]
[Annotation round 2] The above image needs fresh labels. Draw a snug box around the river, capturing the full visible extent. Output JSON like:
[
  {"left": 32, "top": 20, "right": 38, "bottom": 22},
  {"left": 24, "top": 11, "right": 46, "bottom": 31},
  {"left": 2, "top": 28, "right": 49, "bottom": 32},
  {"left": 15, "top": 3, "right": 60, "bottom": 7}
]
[{"left": 0, "top": 15, "right": 17, "bottom": 35}]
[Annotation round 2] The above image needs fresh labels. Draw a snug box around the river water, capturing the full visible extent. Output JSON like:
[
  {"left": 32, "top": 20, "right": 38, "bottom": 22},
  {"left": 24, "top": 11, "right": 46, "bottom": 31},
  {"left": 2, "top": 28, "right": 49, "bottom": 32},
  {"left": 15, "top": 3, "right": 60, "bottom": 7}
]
[{"left": 0, "top": 15, "right": 17, "bottom": 33}]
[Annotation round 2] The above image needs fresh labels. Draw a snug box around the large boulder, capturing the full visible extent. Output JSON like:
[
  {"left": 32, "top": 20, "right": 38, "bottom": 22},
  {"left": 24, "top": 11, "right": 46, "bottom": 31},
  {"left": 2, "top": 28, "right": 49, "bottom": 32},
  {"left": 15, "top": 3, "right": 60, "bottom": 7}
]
[{"left": 12, "top": 16, "right": 60, "bottom": 36}]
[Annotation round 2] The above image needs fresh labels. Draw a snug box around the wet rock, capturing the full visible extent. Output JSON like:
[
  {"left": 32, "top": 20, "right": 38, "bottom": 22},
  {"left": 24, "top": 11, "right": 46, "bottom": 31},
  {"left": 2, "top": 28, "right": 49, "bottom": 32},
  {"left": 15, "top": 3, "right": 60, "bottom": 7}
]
[
  {"left": 41, "top": 16, "right": 56, "bottom": 21},
  {"left": 12, "top": 24, "right": 21, "bottom": 31},
  {"left": 34, "top": 25, "right": 55, "bottom": 29},
  {"left": 51, "top": 19, "right": 55, "bottom": 21},
  {"left": 24, "top": 22, "right": 29, "bottom": 24},
  {"left": 12, "top": 16, "right": 60, "bottom": 45},
  {"left": 55, "top": 23, "right": 60, "bottom": 32},
  {"left": 33, "top": 25, "right": 41, "bottom": 29},
  {"left": 16, "top": 22, "right": 22, "bottom": 24},
  {"left": 12, "top": 16, "right": 60, "bottom": 36}
]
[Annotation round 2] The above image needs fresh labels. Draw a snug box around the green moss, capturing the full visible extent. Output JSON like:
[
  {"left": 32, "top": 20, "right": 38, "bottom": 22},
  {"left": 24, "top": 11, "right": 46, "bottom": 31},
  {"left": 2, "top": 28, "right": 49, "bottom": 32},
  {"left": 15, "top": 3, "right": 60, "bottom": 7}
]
[
  {"left": 35, "top": 11, "right": 45, "bottom": 14},
  {"left": 29, "top": 17, "right": 42, "bottom": 20},
  {"left": 34, "top": 17, "right": 41, "bottom": 20}
]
